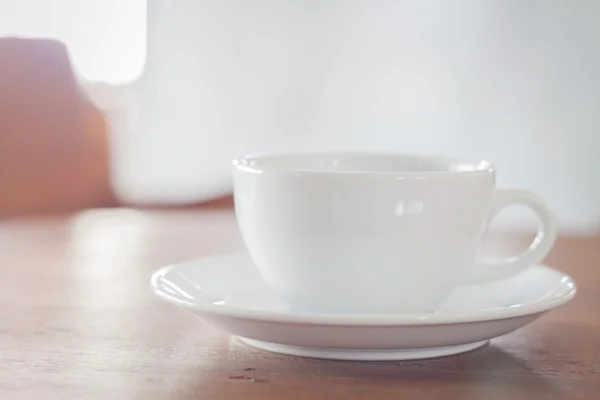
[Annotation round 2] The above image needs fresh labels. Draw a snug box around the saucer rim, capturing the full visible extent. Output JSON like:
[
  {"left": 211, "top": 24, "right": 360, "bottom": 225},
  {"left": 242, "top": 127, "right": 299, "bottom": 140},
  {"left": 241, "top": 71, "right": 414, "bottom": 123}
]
[
  {"left": 238, "top": 337, "right": 491, "bottom": 361},
  {"left": 150, "top": 253, "right": 577, "bottom": 327}
]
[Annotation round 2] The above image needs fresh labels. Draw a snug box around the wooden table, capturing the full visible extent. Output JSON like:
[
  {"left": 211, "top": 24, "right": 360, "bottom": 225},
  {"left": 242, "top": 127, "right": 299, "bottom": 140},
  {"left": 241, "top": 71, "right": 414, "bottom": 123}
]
[{"left": 1, "top": 209, "right": 598, "bottom": 399}]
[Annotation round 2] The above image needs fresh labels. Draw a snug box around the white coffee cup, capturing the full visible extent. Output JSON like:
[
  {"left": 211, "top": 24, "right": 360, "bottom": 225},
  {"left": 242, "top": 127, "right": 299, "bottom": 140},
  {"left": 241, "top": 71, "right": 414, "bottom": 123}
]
[{"left": 232, "top": 152, "right": 556, "bottom": 314}]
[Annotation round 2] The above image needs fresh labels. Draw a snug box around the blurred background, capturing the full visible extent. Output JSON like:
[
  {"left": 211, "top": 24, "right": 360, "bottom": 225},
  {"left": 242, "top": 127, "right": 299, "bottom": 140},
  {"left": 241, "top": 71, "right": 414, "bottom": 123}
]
[{"left": 1, "top": 0, "right": 599, "bottom": 235}]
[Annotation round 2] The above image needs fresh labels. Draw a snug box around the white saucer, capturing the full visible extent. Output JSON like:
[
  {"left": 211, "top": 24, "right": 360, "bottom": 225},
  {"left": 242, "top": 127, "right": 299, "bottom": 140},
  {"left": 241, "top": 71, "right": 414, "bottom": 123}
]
[{"left": 150, "top": 254, "right": 576, "bottom": 361}]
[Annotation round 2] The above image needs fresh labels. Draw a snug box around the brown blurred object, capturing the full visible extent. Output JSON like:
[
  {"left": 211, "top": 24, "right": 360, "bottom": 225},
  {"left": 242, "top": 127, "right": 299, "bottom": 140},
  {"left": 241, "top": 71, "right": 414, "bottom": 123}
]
[
  {"left": 0, "top": 37, "right": 117, "bottom": 217},
  {"left": 0, "top": 37, "right": 234, "bottom": 216}
]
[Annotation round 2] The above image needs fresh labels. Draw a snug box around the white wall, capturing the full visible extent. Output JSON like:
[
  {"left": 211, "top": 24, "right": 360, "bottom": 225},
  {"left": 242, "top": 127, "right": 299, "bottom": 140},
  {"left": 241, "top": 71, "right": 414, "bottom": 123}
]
[
  {"left": 0, "top": 0, "right": 146, "bottom": 83},
  {"left": 2, "top": 0, "right": 599, "bottom": 233},
  {"left": 119, "top": 0, "right": 598, "bottom": 234}
]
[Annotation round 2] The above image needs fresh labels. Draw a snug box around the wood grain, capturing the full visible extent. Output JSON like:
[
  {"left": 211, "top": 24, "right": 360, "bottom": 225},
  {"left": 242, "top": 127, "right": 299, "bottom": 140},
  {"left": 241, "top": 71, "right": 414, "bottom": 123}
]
[{"left": 0, "top": 209, "right": 598, "bottom": 400}]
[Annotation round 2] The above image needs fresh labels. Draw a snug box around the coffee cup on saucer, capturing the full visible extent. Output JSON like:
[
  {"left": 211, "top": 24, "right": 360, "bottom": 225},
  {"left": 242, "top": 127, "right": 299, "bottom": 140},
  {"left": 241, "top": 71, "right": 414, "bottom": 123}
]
[{"left": 232, "top": 152, "right": 556, "bottom": 315}]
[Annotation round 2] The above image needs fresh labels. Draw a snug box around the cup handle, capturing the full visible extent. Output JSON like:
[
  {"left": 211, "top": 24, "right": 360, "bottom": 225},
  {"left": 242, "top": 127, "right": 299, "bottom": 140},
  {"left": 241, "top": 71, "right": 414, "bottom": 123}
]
[{"left": 465, "top": 188, "right": 557, "bottom": 283}]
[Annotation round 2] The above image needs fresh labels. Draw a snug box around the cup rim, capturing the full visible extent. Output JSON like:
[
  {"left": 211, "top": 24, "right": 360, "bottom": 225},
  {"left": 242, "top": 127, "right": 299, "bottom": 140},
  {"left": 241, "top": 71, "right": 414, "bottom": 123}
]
[{"left": 233, "top": 151, "right": 494, "bottom": 177}]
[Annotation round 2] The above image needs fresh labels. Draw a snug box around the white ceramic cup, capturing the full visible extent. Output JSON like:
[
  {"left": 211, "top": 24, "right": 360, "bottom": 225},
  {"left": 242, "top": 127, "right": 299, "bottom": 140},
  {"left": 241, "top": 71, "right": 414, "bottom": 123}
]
[{"left": 232, "top": 152, "right": 557, "bottom": 314}]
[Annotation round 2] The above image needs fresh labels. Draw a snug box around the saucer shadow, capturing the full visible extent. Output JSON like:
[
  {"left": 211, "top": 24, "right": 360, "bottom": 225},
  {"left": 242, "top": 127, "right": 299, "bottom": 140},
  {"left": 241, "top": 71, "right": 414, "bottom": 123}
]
[
  {"left": 171, "top": 338, "right": 578, "bottom": 400},
  {"left": 226, "top": 339, "right": 563, "bottom": 393}
]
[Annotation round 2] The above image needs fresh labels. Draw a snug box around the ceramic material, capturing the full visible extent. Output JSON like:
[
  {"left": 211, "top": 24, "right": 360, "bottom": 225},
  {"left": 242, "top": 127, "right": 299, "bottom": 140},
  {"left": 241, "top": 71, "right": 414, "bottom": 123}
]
[
  {"left": 232, "top": 152, "right": 557, "bottom": 314},
  {"left": 150, "top": 253, "right": 576, "bottom": 361}
]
